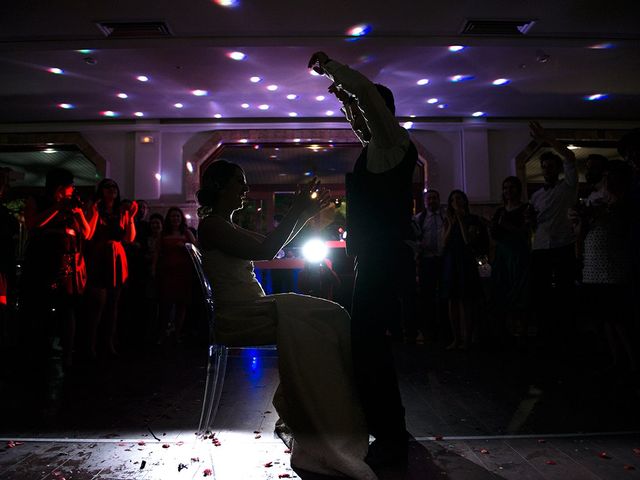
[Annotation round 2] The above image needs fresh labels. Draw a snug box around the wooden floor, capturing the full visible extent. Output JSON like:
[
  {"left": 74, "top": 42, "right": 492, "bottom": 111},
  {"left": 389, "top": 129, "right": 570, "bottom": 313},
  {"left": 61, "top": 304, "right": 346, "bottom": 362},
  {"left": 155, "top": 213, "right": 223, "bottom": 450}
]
[{"left": 1, "top": 337, "right": 640, "bottom": 479}]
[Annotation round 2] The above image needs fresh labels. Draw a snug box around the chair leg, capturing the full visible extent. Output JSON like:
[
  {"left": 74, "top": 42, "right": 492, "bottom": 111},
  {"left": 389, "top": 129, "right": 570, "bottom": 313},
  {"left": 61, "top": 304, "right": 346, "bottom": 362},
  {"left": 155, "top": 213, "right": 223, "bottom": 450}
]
[{"left": 198, "top": 344, "right": 229, "bottom": 434}]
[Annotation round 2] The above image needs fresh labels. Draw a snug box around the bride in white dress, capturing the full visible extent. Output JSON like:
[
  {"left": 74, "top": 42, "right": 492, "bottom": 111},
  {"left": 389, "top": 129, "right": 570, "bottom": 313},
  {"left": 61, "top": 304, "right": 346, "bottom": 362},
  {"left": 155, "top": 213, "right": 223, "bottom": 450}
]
[{"left": 197, "top": 160, "right": 377, "bottom": 480}]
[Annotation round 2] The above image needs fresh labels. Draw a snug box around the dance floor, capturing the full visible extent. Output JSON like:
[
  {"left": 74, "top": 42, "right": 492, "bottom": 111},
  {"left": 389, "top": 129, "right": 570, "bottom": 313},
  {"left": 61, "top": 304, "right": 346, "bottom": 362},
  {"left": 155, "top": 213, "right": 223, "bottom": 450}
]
[{"left": 1, "top": 336, "right": 639, "bottom": 479}]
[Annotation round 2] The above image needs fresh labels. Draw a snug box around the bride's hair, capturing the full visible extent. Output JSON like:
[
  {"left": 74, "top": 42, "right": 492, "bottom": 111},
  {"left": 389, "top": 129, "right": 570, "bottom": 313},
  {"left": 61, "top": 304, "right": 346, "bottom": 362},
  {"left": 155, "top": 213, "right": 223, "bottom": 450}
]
[{"left": 197, "top": 159, "right": 241, "bottom": 207}]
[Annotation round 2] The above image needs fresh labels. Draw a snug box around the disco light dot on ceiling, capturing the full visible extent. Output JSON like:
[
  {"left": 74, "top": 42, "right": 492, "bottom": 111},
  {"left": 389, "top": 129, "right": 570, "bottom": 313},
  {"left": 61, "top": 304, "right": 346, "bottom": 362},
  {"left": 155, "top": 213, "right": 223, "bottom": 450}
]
[
  {"left": 174, "top": 103, "right": 184, "bottom": 108},
  {"left": 416, "top": 79, "right": 429, "bottom": 86},
  {"left": 316, "top": 95, "right": 325, "bottom": 101},
  {"left": 258, "top": 104, "right": 269, "bottom": 110},
  {"left": 134, "top": 111, "right": 144, "bottom": 117},
  {"left": 241, "top": 103, "right": 250, "bottom": 109},
  {"left": 585, "top": 93, "right": 608, "bottom": 101},
  {"left": 48, "top": 67, "right": 64, "bottom": 74},
  {"left": 471, "top": 111, "right": 486, "bottom": 117},
  {"left": 58, "top": 103, "right": 74, "bottom": 109},
  {"left": 214, "top": 0, "right": 239, "bottom": 6},
  {"left": 250, "top": 76, "right": 261, "bottom": 83},
  {"left": 191, "top": 89, "right": 208, "bottom": 96},
  {"left": 239, "top": 138, "right": 248, "bottom": 143},
  {"left": 437, "top": 104, "right": 448, "bottom": 109},
  {"left": 325, "top": 110, "right": 334, "bottom": 116},
  {"left": 227, "top": 51, "right": 246, "bottom": 61},
  {"left": 449, "top": 74, "right": 474, "bottom": 82},
  {"left": 101, "top": 110, "right": 118, "bottom": 117},
  {"left": 286, "top": 94, "right": 298, "bottom": 100},
  {"left": 137, "top": 75, "right": 149, "bottom": 82},
  {"left": 214, "top": 113, "right": 222, "bottom": 118},
  {"left": 288, "top": 112, "right": 298, "bottom": 117},
  {"left": 448, "top": 45, "right": 466, "bottom": 52},
  {"left": 266, "top": 84, "right": 278, "bottom": 91},
  {"left": 117, "top": 92, "right": 128, "bottom": 99},
  {"left": 346, "top": 24, "right": 371, "bottom": 37},
  {"left": 492, "top": 78, "right": 510, "bottom": 86},
  {"left": 427, "top": 98, "right": 438, "bottom": 104}
]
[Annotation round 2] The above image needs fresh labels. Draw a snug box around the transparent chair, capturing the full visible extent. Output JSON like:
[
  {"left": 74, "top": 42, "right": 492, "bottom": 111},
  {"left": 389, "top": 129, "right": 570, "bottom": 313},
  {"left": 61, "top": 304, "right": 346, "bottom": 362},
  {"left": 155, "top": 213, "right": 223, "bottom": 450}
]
[{"left": 185, "top": 243, "right": 276, "bottom": 434}]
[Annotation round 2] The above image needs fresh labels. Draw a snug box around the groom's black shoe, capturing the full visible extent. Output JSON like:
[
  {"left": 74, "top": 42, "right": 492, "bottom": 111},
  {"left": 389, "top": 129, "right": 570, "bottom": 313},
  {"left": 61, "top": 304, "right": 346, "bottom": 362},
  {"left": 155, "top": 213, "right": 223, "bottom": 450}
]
[{"left": 365, "top": 438, "right": 409, "bottom": 468}]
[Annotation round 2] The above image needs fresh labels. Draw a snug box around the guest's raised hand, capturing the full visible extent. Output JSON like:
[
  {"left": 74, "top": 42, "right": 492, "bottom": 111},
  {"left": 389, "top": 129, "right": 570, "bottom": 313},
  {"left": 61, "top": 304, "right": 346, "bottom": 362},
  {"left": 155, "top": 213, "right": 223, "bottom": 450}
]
[{"left": 308, "top": 51, "right": 330, "bottom": 75}]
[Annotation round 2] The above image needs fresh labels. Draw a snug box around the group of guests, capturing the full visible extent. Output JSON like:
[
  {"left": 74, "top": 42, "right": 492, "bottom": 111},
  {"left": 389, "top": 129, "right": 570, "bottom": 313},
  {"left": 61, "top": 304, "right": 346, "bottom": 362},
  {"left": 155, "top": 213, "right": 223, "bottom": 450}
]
[
  {"left": 412, "top": 123, "right": 640, "bottom": 377},
  {"left": 12, "top": 170, "right": 197, "bottom": 367}
]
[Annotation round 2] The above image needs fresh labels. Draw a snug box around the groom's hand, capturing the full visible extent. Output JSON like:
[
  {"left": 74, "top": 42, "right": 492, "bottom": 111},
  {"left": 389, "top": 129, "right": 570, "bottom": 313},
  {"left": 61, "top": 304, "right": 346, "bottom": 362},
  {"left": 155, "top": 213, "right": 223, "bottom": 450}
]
[{"left": 308, "top": 51, "right": 330, "bottom": 75}]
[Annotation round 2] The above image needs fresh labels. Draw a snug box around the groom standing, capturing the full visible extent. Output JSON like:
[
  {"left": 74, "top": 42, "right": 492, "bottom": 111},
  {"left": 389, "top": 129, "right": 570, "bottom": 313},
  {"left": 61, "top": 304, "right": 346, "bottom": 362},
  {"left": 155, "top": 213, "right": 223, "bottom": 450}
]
[{"left": 308, "top": 52, "right": 417, "bottom": 466}]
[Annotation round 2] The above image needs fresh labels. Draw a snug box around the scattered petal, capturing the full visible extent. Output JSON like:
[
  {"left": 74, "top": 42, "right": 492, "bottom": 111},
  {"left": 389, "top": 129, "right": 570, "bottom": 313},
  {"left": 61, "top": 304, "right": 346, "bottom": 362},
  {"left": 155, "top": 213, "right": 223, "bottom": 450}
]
[
  {"left": 191, "top": 457, "right": 200, "bottom": 462},
  {"left": 278, "top": 475, "right": 292, "bottom": 479},
  {"left": 264, "top": 462, "right": 273, "bottom": 467},
  {"left": 138, "top": 441, "right": 146, "bottom": 446},
  {"left": 480, "top": 448, "right": 489, "bottom": 454},
  {"left": 176, "top": 441, "right": 184, "bottom": 446},
  {"left": 178, "top": 463, "right": 188, "bottom": 472},
  {"left": 203, "top": 468, "right": 213, "bottom": 476},
  {"left": 599, "top": 452, "right": 611, "bottom": 459},
  {"left": 284, "top": 449, "right": 291, "bottom": 454},
  {"left": 255, "top": 434, "right": 262, "bottom": 439},
  {"left": 545, "top": 460, "right": 557, "bottom": 465},
  {"left": 162, "top": 443, "right": 170, "bottom": 448},
  {"left": 140, "top": 460, "right": 147, "bottom": 470},
  {"left": 253, "top": 430, "right": 261, "bottom": 434}
]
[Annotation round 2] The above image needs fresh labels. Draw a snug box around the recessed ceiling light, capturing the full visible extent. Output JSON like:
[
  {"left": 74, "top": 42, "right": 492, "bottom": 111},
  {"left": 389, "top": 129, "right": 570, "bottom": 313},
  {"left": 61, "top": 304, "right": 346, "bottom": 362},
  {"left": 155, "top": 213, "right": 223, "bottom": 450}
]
[
  {"left": 293, "top": 138, "right": 301, "bottom": 143},
  {"left": 449, "top": 74, "right": 474, "bottom": 82},
  {"left": 471, "top": 111, "right": 486, "bottom": 117},
  {"left": 286, "top": 94, "right": 298, "bottom": 100},
  {"left": 492, "top": 78, "right": 510, "bottom": 86},
  {"left": 427, "top": 98, "right": 438, "bottom": 104},
  {"left": 239, "top": 138, "right": 248, "bottom": 143},
  {"left": 76, "top": 49, "right": 92, "bottom": 54},
  {"left": 409, "top": 114, "right": 416, "bottom": 118},
  {"left": 213, "top": 113, "right": 222, "bottom": 118},
  {"left": 186, "top": 162, "right": 194, "bottom": 173},
  {"left": 227, "top": 51, "right": 246, "bottom": 61},
  {"left": 585, "top": 93, "right": 608, "bottom": 101},
  {"left": 48, "top": 67, "right": 64, "bottom": 75},
  {"left": 101, "top": 110, "right": 118, "bottom": 117},
  {"left": 416, "top": 79, "right": 430, "bottom": 86},
  {"left": 448, "top": 45, "right": 465, "bottom": 52},
  {"left": 266, "top": 84, "right": 278, "bottom": 91},
  {"left": 250, "top": 76, "right": 261, "bottom": 83},
  {"left": 44, "top": 148, "right": 57, "bottom": 154},
  {"left": 174, "top": 103, "right": 184, "bottom": 108},
  {"left": 346, "top": 24, "right": 371, "bottom": 37},
  {"left": 155, "top": 173, "right": 162, "bottom": 181},
  {"left": 316, "top": 95, "right": 326, "bottom": 101},
  {"left": 191, "top": 89, "right": 208, "bottom": 96},
  {"left": 258, "top": 104, "right": 269, "bottom": 110},
  {"left": 241, "top": 103, "right": 250, "bottom": 109},
  {"left": 325, "top": 110, "right": 334, "bottom": 116},
  {"left": 288, "top": 112, "right": 298, "bottom": 117},
  {"left": 136, "top": 75, "right": 149, "bottom": 82},
  {"left": 403, "top": 121, "right": 414, "bottom": 129},
  {"left": 567, "top": 144, "right": 581, "bottom": 150},
  {"left": 134, "top": 111, "right": 144, "bottom": 117},
  {"left": 437, "top": 104, "right": 448, "bottom": 109},
  {"left": 270, "top": 155, "right": 277, "bottom": 159},
  {"left": 253, "top": 145, "right": 260, "bottom": 149},
  {"left": 117, "top": 92, "right": 128, "bottom": 99},
  {"left": 58, "top": 103, "right": 74, "bottom": 109}
]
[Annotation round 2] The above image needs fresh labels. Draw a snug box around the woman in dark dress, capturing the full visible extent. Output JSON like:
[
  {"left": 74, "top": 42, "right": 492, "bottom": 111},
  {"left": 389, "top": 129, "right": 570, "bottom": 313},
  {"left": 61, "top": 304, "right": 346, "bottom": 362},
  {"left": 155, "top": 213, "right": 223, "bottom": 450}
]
[
  {"left": 441, "top": 189, "right": 489, "bottom": 350},
  {"left": 22, "top": 168, "right": 92, "bottom": 367},
  {"left": 490, "top": 176, "right": 535, "bottom": 341}
]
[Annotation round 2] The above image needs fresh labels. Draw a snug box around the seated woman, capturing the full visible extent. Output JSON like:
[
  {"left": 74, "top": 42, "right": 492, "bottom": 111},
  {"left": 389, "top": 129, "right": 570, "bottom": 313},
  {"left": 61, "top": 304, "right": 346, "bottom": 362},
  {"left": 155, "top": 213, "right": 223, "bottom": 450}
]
[{"left": 197, "top": 160, "right": 377, "bottom": 480}]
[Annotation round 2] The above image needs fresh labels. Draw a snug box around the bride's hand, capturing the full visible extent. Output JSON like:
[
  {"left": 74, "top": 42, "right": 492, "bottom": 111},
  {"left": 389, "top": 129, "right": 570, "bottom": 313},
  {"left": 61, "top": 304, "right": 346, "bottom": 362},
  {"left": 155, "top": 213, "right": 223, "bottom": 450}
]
[{"left": 292, "top": 177, "right": 331, "bottom": 220}]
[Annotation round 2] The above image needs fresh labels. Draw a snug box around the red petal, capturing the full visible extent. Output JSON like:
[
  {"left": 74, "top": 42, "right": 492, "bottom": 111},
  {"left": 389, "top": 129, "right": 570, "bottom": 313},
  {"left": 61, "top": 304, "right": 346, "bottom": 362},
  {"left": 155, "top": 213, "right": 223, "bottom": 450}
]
[
  {"left": 545, "top": 460, "right": 557, "bottom": 465},
  {"left": 138, "top": 441, "right": 146, "bottom": 446},
  {"left": 599, "top": 452, "right": 611, "bottom": 459},
  {"left": 203, "top": 468, "right": 213, "bottom": 476},
  {"left": 480, "top": 448, "right": 489, "bottom": 454},
  {"left": 162, "top": 444, "right": 170, "bottom": 448},
  {"left": 264, "top": 462, "right": 273, "bottom": 467}
]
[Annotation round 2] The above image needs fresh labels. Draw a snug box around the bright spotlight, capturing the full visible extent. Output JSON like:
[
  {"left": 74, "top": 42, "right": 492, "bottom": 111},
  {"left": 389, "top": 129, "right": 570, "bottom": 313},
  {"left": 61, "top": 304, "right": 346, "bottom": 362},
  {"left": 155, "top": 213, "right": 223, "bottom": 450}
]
[{"left": 302, "top": 239, "right": 328, "bottom": 263}]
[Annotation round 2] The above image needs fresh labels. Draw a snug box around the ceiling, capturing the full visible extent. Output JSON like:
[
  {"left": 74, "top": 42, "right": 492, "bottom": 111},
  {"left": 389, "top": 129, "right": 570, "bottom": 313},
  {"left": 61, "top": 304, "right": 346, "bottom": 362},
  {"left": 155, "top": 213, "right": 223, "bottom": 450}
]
[{"left": 1, "top": 0, "right": 639, "bottom": 124}]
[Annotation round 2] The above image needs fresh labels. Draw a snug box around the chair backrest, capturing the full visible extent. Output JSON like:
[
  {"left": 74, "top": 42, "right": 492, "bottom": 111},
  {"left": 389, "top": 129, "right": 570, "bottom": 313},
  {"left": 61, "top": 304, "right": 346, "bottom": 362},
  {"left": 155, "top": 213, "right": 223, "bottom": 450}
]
[{"left": 185, "top": 242, "right": 216, "bottom": 343}]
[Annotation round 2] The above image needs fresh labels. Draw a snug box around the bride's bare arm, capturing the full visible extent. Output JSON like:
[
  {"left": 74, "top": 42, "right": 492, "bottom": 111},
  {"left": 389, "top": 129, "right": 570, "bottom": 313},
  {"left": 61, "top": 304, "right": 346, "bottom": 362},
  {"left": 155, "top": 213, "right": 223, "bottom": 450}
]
[{"left": 199, "top": 179, "right": 330, "bottom": 260}]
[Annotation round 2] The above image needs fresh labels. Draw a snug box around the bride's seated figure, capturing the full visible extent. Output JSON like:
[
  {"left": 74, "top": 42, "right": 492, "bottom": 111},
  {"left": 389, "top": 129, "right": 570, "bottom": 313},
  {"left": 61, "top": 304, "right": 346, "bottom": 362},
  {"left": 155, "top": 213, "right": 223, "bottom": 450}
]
[{"left": 197, "top": 160, "right": 377, "bottom": 479}]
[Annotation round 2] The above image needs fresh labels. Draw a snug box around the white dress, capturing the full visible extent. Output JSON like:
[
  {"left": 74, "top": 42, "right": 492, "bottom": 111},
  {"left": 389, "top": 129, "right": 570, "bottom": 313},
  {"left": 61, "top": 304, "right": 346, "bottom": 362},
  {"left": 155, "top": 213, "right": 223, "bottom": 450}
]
[{"left": 202, "top": 246, "right": 377, "bottom": 480}]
